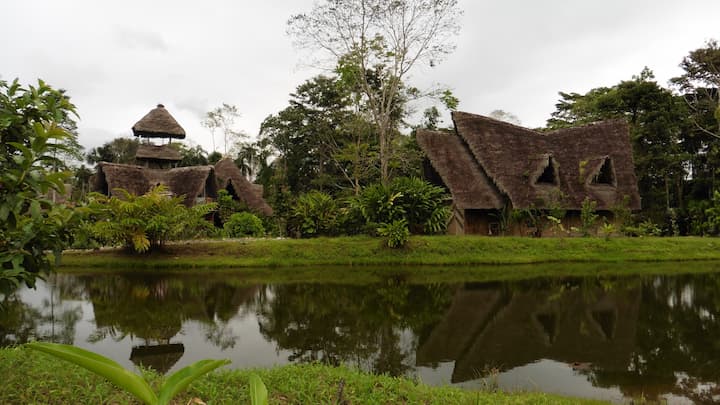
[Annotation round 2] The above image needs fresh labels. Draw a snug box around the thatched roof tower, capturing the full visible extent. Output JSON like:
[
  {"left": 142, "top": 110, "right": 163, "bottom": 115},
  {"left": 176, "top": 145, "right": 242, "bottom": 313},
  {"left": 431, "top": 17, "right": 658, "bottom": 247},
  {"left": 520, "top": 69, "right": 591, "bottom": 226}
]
[{"left": 132, "top": 104, "right": 186, "bottom": 140}]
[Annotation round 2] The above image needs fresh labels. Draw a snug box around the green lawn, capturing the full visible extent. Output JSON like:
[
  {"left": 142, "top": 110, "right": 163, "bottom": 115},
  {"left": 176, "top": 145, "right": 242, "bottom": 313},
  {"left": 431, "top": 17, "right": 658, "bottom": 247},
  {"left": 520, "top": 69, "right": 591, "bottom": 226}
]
[{"left": 59, "top": 236, "right": 720, "bottom": 282}]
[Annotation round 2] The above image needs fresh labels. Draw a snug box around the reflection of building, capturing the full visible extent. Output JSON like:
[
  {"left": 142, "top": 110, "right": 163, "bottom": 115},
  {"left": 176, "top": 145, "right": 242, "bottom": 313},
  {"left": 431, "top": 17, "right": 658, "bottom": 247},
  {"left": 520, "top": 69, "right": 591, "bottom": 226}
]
[
  {"left": 417, "top": 112, "right": 641, "bottom": 235},
  {"left": 130, "top": 343, "right": 185, "bottom": 374},
  {"left": 417, "top": 282, "right": 641, "bottom": 383}
]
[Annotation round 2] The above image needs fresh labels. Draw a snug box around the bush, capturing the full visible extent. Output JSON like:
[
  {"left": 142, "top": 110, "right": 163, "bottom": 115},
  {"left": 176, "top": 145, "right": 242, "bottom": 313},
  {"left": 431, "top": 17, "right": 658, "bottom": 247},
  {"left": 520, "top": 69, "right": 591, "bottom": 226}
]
[
  {"left": 87, "top": 186, "right": 217, "bottom": 252},
  {"left": 353, "top": 177, "right": 450, "bottom": 235},
  {"left": 292, "top": 191, "right": 338, "bottom": 237},
  {"left": 216, "top": 189, "right": 247, "bottom": 225},
  {"left": 377, "top": 219, "right": 410, "bottom": 248},
  {"left": 579, "top": 198, "right": 599, "bottom": 236},
  {"left": 224, "top": 212, "right": 265, "bottom": 237}
]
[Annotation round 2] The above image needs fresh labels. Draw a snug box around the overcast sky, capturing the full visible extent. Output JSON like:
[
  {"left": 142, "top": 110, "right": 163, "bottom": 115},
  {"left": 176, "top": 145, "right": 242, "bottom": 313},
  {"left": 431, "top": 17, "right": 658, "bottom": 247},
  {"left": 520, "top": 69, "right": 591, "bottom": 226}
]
[{"left": 2, "top": 0, "right": 719, "bottom": 154}]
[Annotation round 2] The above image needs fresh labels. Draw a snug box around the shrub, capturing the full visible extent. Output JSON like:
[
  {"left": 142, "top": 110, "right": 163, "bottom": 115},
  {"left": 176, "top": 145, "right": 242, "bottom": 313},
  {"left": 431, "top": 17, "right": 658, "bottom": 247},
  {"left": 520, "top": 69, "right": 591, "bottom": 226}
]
[
  {"left": 354, "top": 177, "right": 450, "bottom": 235},
  {"left": 579, "top": 198, "right": 599, "bottom": 236},
  {"left": 87, "top": 186, "right": 217, "bottom": 252},
  {"left": 292, "top": 191, "right": 338, "bottom": 237},
  {"left": 704, "top": 191, "right": 720, "bottom": 236},
  {"left": 216, "top": 189, "right": 247, "bottom": 225},
  {"left": 224, "top": 212, "right": 265, "bottom": 237},
  {"left": 377, "top": 219, "right": 410, "bottom": 248}
]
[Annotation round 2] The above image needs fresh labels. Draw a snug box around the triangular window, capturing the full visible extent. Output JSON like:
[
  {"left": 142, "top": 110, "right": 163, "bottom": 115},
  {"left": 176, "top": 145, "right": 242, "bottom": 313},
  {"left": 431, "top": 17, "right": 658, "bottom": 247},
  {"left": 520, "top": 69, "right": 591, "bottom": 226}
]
[
  {"left": 536, "top": 156, "right": 558, "bottom": 185},
  {"left": 592, "top": 157, "right": 615, "bottom": 186}
]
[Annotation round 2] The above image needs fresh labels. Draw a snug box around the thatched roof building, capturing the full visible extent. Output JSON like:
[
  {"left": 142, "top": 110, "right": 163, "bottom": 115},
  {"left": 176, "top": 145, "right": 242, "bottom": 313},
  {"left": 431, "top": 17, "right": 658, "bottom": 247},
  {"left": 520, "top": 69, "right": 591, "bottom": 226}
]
[
  {"left": 93, "top": 162, "right": 218, "bottom": 207},
  {"left": 132, "top": 104, "right": 186, "bottom": 139},
  {"left": 214, "top": 158, "right": 273, "bottom": 216},
  {"left": 417, "top": 111, "right": 641, "bottom": 235}
]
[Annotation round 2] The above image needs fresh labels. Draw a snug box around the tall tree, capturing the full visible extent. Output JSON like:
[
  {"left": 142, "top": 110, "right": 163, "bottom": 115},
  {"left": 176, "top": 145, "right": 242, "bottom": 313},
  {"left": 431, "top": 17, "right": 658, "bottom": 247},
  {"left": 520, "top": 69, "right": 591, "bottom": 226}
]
[
  {"left": 670, "top": 39, "right": 720, "bottom": 198},
  {"left": 202, "top": 103, "right": 247, "bottom": 155},
  {"left": 288, "top": 0, "right": 462, "bottom": 184},
  {"left": 259, "top": 75, "right": 378, "bottom": 195}
]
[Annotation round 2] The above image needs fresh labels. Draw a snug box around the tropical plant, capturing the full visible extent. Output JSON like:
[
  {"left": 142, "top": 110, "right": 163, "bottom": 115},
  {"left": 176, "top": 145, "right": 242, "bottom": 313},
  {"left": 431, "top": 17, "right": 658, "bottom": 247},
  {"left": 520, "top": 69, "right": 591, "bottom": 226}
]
[
  {"left": 86, "top": 186, "right": 217, "bottom": 252},
  {"left": 26, "top": 342, "right": 230, "bottom": 405},
  {"left": 224, "top": 212, "right": 265, "bottom": 238},
  {"left": 292, "top": 190, "right": 338, "bottom": 237},
  {"left": 580, "top": 198, "right": 599, "bottom": 236},
  {"left": 389, "top": 177, "right": 450, "bottom": 234},
  {"left": 600, "top": 222, "right": 616, "bottom": 241},
  {"left": 216, "top": 189, "right": 247, "bottom": 225},
  {"left": 1, "top": 79, "right": 79, "bottom": 292},
  {"left": 377, "top": 219, "right": 410, "bottom": 248}
]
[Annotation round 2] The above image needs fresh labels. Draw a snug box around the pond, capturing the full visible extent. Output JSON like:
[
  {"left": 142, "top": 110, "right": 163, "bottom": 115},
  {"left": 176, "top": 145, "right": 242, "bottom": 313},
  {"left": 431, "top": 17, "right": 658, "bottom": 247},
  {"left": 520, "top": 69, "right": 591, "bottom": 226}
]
[{"left": 2, "top": 270, "right": 720, "bottom": 403}]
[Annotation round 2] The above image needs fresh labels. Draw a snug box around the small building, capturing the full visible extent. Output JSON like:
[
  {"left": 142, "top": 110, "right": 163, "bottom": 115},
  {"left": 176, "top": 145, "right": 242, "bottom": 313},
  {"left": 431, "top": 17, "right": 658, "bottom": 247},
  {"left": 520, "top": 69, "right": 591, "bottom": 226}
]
[
  {"left": 91, "top": 104, "right": 272, "bottom": 213},
  {"left": 93, "top": 162, "right": 218, "bottom": 207},
  {"left": 417, "top": 112, "right": 641, "bottom": 236}
]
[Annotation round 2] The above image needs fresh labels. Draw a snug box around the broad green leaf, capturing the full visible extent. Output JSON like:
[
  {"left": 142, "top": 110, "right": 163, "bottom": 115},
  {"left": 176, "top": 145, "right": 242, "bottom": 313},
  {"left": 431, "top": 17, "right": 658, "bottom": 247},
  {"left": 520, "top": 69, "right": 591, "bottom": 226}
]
[
  {"left": 157, "top": 359, "right": 230, "bottom": 405},
  {"left": 249, "top": 374, "right": 268, "bottom": 405},
  {"left": 26, "top": 343, "right": 157, "bottom": 405}
]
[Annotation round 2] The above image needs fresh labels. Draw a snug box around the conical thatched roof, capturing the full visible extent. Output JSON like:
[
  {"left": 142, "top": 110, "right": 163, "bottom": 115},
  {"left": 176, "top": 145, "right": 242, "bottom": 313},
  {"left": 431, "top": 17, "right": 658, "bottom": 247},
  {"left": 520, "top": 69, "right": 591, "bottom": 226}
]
[
  {"left": 214, "top": 158, "right": 273, "bottom": 216},
  {"left": 418, "top": 112, "right": 641, "bottom": 211},
  {"left": 132, "top": 104, "right": 186, "bottom": 139}
]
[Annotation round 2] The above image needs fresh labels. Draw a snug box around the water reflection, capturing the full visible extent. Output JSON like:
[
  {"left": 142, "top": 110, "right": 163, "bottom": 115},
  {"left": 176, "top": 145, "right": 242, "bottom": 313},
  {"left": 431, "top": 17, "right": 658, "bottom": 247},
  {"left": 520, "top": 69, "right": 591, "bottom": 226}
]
[{"left": 2, "top": 270, "right": 720, "bottom": 402}]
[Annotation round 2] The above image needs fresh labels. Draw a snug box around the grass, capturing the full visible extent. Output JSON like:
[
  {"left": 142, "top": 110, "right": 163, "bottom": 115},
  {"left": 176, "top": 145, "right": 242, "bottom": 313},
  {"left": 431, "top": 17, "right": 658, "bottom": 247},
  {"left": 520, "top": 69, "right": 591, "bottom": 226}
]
[
  {"left": 59, "top": 236, "right": 720, "bottom": 282},
  {"left": 0, "top": 346, "right": 608, "bottom": 404}
]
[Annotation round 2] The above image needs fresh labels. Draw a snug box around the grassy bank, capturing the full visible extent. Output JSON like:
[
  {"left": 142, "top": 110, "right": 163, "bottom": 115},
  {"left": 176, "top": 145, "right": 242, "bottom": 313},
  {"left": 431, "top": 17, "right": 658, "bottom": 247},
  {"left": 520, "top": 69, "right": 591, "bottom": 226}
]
[
  {"left": 0, "top": 347, "right": 606, "bottom": 404},
  {"left": 60, "top": 235, "right": 720, "bottom": 270}
]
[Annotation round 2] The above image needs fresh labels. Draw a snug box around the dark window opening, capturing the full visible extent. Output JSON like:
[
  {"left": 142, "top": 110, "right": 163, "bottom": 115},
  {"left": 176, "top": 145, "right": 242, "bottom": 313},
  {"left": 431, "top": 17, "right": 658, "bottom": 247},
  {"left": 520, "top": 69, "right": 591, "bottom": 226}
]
[
  {"left": 536, "top": 157, "right": 558, "bottom": 185},
  {"left": 592, "top": 158, "right": 615, "bottom": 185}
]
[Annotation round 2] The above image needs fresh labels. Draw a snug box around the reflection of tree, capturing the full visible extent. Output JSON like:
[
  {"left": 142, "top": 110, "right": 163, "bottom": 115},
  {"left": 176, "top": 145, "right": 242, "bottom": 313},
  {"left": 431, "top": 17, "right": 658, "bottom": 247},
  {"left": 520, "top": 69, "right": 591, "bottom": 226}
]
[
  {"left": 0, "top": 277, "right": 83, "bottom": 346},
  {"left": 591, "top": 274, "right": 720, "bottom": 401},
  {"left": 82, "top": 275, "right": 256, "bottom": 348},
  {"left": 256, "top": 277, "right": 454, "bottom": 376}
]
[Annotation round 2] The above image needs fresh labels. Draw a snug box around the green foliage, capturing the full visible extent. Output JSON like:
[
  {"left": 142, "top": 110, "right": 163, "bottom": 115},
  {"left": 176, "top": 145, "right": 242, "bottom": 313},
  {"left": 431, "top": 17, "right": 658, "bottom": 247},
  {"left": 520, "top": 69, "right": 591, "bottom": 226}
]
[
  {"left": 86, "top": 137, "right": 139, "bottom": 164},
  {"left": 580, "top": 198, "right": 599, "bottom": 236},
  {"left": 26, "top": 342, "right": 229, "bottom": 405},
  {"left": 224, "top": 212, "right": 265, "bottom": 238},
  {"left": 354, "top": 178, "right": 450, "bottom": 235},
  {"left": 292, "top": 191, "right": 338, "bottom": 237},
  {"left": 600, "top": 222, "right": 616, "bottom": 241},
  {"left": 623, "top": 219, "right": 662, "bottom": 237},
  {"left": 86, "top": 186, "right": 217, "bottom": 252},
  {"left": 248, "top": 374, "right": 268, "bottom": 405},
  {"left": 0, "top": 79, "right": 79, "bottom": 291},
  {"left": 216, "top": 189, "right": 247, "bottom": 225},
  {"left": 704, "top": 191, "right": 720, "bottom": 235},
  {"left": 377, "top": 219, "right": 410, "bottom": 248}
]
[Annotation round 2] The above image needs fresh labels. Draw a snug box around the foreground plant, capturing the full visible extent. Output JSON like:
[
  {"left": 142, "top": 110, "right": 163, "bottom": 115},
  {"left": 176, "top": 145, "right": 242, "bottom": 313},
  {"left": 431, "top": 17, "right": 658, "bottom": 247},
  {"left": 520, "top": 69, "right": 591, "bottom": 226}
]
[{"left": 27, "top": 342, "right": 230, "bottom": 405}]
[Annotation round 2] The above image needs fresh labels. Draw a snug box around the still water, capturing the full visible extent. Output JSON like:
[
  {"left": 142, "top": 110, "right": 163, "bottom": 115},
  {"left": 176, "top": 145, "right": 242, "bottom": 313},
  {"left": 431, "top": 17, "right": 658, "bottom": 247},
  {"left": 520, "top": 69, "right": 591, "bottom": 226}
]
[{"left": 2, "top": 271, "right": 720, "bottom": 403}]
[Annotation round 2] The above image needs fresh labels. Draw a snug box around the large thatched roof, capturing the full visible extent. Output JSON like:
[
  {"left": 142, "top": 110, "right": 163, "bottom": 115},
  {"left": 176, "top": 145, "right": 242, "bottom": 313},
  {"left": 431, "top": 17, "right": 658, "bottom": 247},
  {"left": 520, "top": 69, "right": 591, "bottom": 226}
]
[
  {"left": 214, "top": 158, "right": 273, "bottom": 216},
  {"left": 418, "top": 112, "right": 641, "bottom": 210},
  {"left": 132, "top": 104, "right": 186, "bottom": 139},
  {"left": 93, "top": 163, "right": 217, "bottom": 206},
  {"left": 135, "top": 144, "right": 182, "bottom": 161}
]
